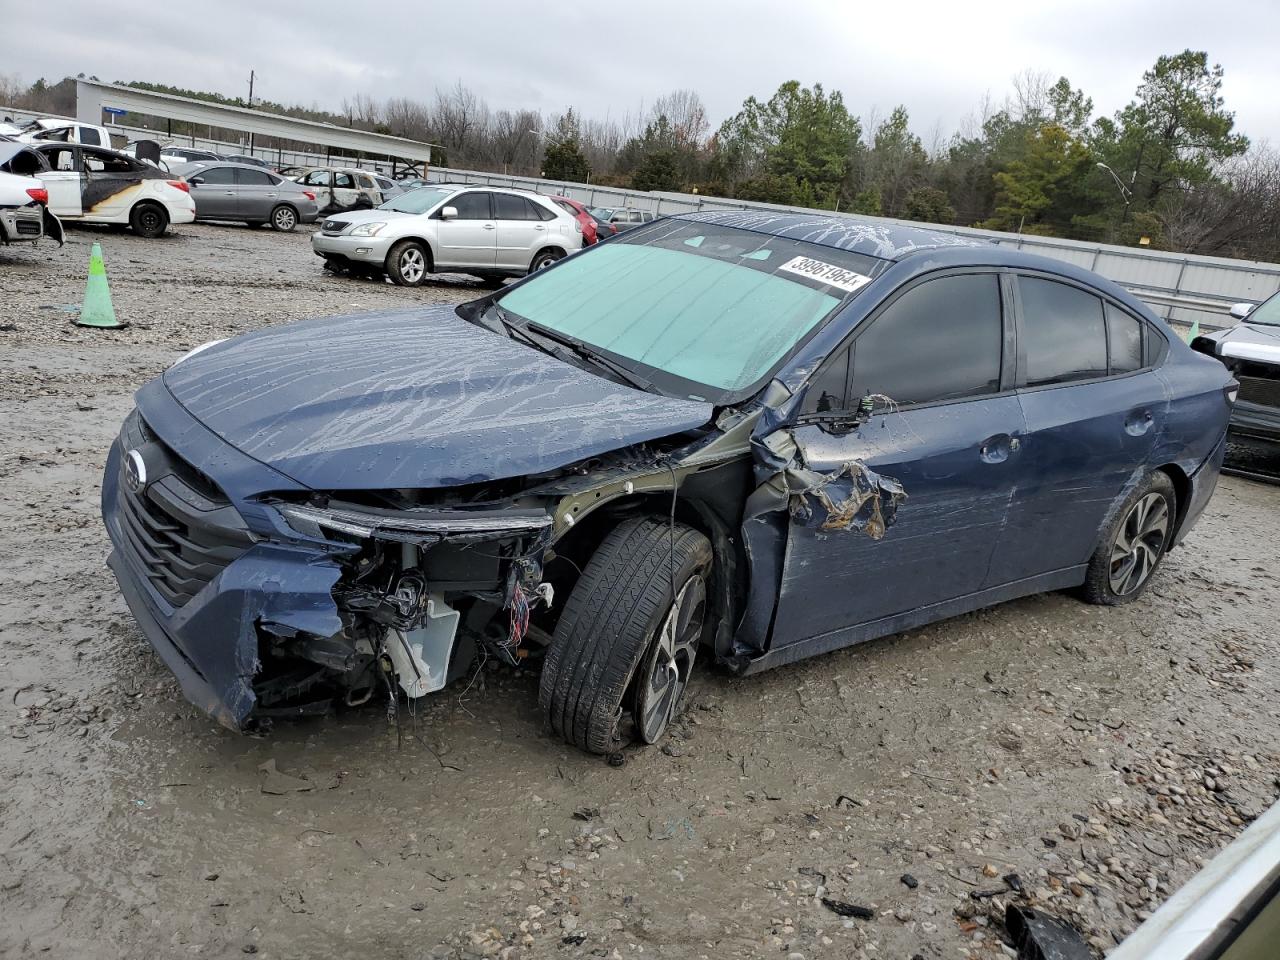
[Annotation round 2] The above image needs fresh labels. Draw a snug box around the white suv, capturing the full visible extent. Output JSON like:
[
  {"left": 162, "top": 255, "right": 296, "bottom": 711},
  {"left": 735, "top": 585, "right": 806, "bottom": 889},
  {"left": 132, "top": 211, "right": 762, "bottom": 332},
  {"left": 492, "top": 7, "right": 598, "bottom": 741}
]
[{"left": 312, "top": 184, "right": 583, "bottom": 285}]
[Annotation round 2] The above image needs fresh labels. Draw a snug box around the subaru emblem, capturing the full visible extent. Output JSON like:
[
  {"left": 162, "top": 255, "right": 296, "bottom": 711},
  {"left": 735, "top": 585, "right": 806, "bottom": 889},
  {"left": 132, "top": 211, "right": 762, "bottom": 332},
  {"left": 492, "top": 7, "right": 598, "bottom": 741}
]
[{"left": 125, "top": 449, "right": 148, "bottom": 493}]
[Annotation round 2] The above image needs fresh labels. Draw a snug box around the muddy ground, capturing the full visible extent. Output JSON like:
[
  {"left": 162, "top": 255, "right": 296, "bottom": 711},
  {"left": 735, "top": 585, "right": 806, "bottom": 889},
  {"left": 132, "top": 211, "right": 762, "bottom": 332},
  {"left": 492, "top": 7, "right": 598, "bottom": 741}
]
[{"left": 1, "top": 223, "right": 1278, "bottom": 960}]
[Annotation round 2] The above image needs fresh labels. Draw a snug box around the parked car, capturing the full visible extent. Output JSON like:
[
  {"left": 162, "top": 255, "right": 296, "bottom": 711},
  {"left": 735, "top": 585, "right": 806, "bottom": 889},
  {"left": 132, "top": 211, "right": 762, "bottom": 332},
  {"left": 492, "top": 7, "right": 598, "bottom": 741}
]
[
  {"left": 0, "top": 142, "right": 63, "bottom": 246},
  {"left": 102, "top": 211, "right": 1231, "bottom": 751},
  {"left": 1190, "top": 296, "right": 1280, "bottom": 446},
  {"left": 591, "top": 212, "right": 618, "bottom": 239},
  {"left": 31, "top": 142, "right": 195, "bottom": 238},
  {"left": 288, "top": 166, "right": 387, "bottom": 214},
  {"left": 14, "top": 117, "right": 115, "bottom": 149},
  {"left": 159, "top": 145, "right": 222, "bottom": 166},
  {"left": 372, "top": 173, "right": 404, "bottom": 201},
  {"left": 220, "top": 154, "right": 274, "bottom": 169},
  {"left": 590, "top": 206, "right": 656, "bottom": 230},
  {"left": 550, "top": 195, "right": 598, "bottom": 244},
  {"left": 312, "top": 184, "right": 581, "bottom": 284},
  {"left": 172, "top": 161, "right": 319, "bottom": 231}
]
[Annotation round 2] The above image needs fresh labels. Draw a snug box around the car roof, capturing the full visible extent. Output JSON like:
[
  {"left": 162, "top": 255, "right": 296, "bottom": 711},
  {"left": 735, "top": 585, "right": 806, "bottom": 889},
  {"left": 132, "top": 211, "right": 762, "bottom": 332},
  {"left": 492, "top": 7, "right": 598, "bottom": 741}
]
[
  {"left": 172, "top": 160, "right": 279, "bottom": 173},
  {"left": 672, "top": 209, "right": 988, "bottom": 261}
]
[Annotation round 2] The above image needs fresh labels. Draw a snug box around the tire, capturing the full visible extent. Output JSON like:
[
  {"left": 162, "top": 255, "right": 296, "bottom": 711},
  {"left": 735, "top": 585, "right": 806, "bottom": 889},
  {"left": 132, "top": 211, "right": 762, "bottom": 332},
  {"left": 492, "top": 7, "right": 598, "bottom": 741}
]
[
  {"left": 386, "top": 239, "right": 429, "bottom": 286},
  {"left": 270, "top": 204, "right": 298, "bottom": 232},
  {"left": 1081, "top": 471, "right": 1176, "bottom": 605},
  {"left": 540, "top": 517, "right": 712, "bottom": 755},
  {"left": 130, "top": 202, "right": 169, "bottom": 238},
  {"left": 529, "top": 247, "right": 565, "bottom": 273}
]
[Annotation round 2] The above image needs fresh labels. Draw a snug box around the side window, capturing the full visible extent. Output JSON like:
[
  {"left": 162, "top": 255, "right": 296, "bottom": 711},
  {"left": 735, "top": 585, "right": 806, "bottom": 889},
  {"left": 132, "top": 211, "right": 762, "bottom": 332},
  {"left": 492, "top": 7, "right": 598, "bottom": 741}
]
[
  {"left": 449, "top": 192, "right": 492, "bottom": 220},
  {"left": 804, "top": 347, "right": 850, "bottom": 413},
  {"left": 46, "top": 148, "right": 77, "bottom": 171},
  {"left": 197, "top": 166, "right": 237, "bottom": 185},
  {"left": 78, "top": 126, "right": 103, "bottom": 146},
  {"left": 1106, "top": 304, "right": 1144, "bottom": 374},
  {"left": 849, "top": 273, "right": 1003, "bottom": 406},
  {"left": 334, "top": 172, "right": 356, "bottom": 189},
  {"left": 375, "top": 177, "right": 394, "bottom": 191},
  {"left": 529, "top": 198, "right": 556, "bottom": 221},
  {"left": 1017, "top": 276, "right": 1107, "bottom": 386},
  {"left": 81, "top": 149, "right": 136, "bottom": 174},
  {"left": 237, "top": 169, "right": 274, "bottom": 186},
  {"left": 35, "top": 127, "right": 71, "bottom": 142},
  {"left": 494, "top": 193, "right": 535, "bottom": 221},
  {"left": 302, "top": 170, "right": 329, "bottom": 186},
  {"left": 357, "top": 174, "right": 375, "bottom": 189}
]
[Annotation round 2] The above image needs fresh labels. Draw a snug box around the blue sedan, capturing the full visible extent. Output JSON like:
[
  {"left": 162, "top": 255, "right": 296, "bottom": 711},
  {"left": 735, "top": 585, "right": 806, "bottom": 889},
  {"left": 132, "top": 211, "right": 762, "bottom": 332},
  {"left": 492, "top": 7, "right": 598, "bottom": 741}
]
[{"left": 101, "top": 211, "right": 1233, "bottom": 752}]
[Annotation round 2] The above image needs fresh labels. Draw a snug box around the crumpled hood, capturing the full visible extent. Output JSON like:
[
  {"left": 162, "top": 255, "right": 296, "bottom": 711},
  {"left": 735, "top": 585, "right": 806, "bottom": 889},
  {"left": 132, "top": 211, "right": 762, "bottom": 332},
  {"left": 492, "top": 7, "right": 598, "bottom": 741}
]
[{"left": 162, "top": 307, "right": 713, "bottom": 491}]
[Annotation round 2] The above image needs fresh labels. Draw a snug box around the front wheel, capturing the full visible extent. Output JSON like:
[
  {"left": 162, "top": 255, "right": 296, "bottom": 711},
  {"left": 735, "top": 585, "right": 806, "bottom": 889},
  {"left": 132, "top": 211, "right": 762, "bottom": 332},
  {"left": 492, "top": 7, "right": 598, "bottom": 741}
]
[
  {"left": 1081, "top": 471, "right": 1176, "bottom": 605},
  {"left": 540, "top": 517, "right": 712, "bottom": 754},
  {"left": 130, "top": 202, "right": 169, "bottom": 238},
  {"left": 386, "top": 239, "right": 428, "bottom": 286}
]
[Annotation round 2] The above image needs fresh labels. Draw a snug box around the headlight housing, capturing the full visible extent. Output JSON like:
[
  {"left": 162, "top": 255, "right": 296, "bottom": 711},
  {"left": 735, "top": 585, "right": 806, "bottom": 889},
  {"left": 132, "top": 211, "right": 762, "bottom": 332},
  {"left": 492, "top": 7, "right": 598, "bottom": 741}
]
[
  {"left": 350, "top": 222, "right": 387, "bottom": 237},
  {"left": 278, "top": 502, "right": 552, "bottom": 542}
]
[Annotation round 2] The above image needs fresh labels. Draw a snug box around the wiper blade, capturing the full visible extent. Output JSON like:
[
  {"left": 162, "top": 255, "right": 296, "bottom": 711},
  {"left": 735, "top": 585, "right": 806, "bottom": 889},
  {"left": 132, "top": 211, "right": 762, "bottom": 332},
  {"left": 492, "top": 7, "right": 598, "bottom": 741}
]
[{"left": 527, "top": 322, "right": 655, "bottom": 393}]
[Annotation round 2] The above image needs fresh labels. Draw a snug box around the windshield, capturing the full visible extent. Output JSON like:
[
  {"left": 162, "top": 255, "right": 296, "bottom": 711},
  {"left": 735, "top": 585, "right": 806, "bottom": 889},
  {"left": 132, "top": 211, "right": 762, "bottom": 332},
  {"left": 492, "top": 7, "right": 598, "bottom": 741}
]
[
  {"left": 1249, "top": 293, "right": 1280, "bottom": 327},
  {"left": 379, "top": 186, "right": 454, "bottom": 214},
  {"left": 496, "top": 220, "right": 887, "bottom": 400}
]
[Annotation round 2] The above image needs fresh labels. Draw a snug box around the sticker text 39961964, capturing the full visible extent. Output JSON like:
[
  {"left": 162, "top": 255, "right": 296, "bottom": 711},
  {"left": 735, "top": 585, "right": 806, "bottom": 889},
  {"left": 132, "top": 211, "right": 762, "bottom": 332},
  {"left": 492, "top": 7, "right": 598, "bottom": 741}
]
[{"left": 778, "top": 255, "right": 872, "bottom": 294}]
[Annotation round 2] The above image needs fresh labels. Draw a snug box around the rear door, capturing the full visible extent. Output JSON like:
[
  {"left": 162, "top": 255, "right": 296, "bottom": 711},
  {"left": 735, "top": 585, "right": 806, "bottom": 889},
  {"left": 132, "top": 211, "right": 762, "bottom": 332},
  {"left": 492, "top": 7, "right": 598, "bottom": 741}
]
[
  {"left": 189, "top": 165, "right": 239, "bottom": 219},
  {"left": 236, "top": 167, "right": 281, "bottom": 219},
  {"left": 35, "top": 146, "right": 82, "bottom": 217},
  {"left": 299, "top": 169, "right": 335, "bottom": 211},
  {"left": 79, "top": 148, "right": 148, "bottom": 220},
  {"left": 984, "top": 274, "right": 1168, "bottom": 584},
  {"left": 493, "top": 193, "right": 551, "bottom": 269},
  {"left": 435, "top": 191, "right": 496, "bottom": 269},
  {"left": 765, "top": 270, "right": 1026, "bottom": 646}
]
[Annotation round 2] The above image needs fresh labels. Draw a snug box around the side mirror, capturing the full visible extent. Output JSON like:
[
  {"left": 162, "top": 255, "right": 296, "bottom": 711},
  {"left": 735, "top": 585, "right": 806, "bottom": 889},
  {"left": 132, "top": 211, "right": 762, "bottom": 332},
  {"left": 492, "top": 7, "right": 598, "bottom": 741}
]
[
  {"left": 440, "top": 205, "right": 458, "bottom": 220},
  {"left": 1229, "top": 302, "right": 1253, "bottom": 320},
  {"left": 189, "top": 177, "right": 204, "bottom": 186}
]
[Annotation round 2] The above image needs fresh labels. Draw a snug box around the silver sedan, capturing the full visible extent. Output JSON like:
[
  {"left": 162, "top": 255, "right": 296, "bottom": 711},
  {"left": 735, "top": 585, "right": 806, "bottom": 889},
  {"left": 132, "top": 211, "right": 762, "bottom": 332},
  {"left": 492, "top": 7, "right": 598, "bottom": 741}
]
[{"left": 171, "top": 161, "right": 320, "bottom": 231}]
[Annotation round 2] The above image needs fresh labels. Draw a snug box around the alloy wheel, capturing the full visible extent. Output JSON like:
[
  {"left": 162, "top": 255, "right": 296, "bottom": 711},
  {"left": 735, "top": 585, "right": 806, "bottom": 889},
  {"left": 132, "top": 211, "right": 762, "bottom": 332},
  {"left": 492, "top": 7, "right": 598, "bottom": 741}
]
[
  {"left": 633, "top": 573, "right": 706, "bottom": 743},
  {"left": 274, "top": 207, "right": 296, "bottom": 230},
  {"left": 399, "top": 247, "right": 426, "bottom": 283},
  {"left": 1109, "top": 492, "right": 1171, "bottom": 596}
]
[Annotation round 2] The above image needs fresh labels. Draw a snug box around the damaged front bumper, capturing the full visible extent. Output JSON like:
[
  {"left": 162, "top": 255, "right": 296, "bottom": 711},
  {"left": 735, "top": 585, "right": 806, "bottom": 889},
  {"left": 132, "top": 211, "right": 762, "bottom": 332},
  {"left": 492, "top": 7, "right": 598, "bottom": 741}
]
[{"left": 102, "top": 399, "right": 553, "bottom": 731}]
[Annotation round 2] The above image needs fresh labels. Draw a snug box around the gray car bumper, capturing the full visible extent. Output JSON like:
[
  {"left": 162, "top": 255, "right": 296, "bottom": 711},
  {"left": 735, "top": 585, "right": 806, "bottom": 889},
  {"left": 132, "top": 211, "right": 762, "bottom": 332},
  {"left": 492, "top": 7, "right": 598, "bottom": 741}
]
[{"left": 311, "top": 231, "right": 395, "bottom": 265}]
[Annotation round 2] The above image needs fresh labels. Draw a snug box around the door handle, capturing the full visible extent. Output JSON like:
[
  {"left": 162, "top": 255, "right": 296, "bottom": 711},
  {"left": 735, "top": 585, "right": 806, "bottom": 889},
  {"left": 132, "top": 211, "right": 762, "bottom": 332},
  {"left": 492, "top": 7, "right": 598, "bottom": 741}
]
[
  {"left": 224, "top": 191, "right": 235, "bottom": 196},
  {"left": 534, "top": 224, "right": 545, "bottom": 230},
  {"left": 482, "top": 223, "right": 495, "bottom": 230},
  {"left": 266, "top": 192, "right": 277, "bottom": 198},
  {"left": 979, "top": 433, "right": 1018, "bottom": 463},
  {"left": 1124, "top": 409, "right": 1154, "bottom": 436}
]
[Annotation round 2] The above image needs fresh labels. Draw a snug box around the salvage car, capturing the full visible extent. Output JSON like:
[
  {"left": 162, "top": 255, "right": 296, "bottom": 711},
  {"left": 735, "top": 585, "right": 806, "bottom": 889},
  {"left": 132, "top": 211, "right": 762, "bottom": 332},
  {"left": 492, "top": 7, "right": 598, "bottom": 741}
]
[
  {"left": 313, "top": 184, "right": 582, "bottom": 284},
  {"left": 289, "top": 166, "right": 386, "bottom": 214},
  {"left": 0, "top": 142, "right": 63, "bottom": 246},
  {"left": 32, "top": 142, "right": 195, "bottom": 238},
  {"left": 101, "top": 212, "right": 1232, "bottom": 753},
  {"left": 1191, "top": 296, "right": 1280, "bottom": 446},
  {"left": 172, "top": 161, "right": 319, "bottom": 231},
  {"left": 14, "top": 116, "right": 115, "bottom": 149}
]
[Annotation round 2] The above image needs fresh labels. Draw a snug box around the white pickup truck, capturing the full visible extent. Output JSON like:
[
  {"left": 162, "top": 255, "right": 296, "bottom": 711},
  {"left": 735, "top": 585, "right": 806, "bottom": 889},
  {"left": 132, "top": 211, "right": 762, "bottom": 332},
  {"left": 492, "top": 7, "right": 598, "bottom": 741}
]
[{"left": 1, "top": 116, "right": 117, "bottom": 150}]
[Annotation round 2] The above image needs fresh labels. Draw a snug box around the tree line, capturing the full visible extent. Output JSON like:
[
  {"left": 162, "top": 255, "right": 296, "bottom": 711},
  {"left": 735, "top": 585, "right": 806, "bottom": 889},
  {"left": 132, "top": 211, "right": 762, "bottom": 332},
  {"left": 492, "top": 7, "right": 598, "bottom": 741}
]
[{"left": 4, "top": 51, "right": 1277, "bottom": 261}]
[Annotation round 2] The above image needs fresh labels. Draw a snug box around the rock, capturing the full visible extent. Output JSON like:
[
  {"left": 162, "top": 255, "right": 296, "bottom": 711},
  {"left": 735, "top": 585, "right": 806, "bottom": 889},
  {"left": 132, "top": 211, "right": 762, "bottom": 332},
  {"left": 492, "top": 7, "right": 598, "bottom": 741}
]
[
  {"left": 900, "top": 873, "right": 919, "bottom": 889},
  {"left": 982, "top": 864, "right": 999, "bottom": 878}
]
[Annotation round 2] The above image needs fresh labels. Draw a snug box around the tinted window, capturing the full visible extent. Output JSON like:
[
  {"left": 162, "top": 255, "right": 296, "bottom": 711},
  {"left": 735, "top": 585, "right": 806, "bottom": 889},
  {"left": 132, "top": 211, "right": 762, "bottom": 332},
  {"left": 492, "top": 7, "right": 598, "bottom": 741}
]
[
  {"left": 197, "top": 166, "right": 236, "bottom": 184},
  {"left": 449, "top": 192, "right": 491, "bottom": 220},
  {"left": 1106, "top": 304, "right": 1143, "bottom": 373},
  {"left": 237, "top": 169, "right": 276, "bottom": 186},
  {"left": 530, "top": 198, "right": 556, "bottom": 221},
  {"left": 806, "top": 347, "right": 850, "bottom": 412},
  {"left": 850, "top": 273, "right": 1003, "bottom": 405},
  {"left": 495, "top": 193, "right": 537, "bottom": 221},
  {"left": 78, "top": 126, "right": 102, "bottom": 146},
  {"left": 1018, "top": 277, "right": 1107, "bottom": 386},
  {"left": 375, "top": 177, "right": 394, "bottom": 190}
]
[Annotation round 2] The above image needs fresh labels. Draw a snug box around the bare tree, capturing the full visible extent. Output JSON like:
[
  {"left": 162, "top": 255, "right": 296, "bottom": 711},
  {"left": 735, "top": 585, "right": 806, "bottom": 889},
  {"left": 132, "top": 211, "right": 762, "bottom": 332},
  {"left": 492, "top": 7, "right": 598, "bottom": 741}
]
[{"left": 652, "top": 89, "right": 709, "bottom": 147}]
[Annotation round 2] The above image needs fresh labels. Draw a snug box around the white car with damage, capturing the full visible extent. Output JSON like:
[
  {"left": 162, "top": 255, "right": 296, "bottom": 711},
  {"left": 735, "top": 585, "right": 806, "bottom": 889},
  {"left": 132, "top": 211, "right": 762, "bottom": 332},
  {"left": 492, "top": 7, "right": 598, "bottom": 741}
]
[{"left": 0, "top": 142, "right": 63, "bottom": 246}]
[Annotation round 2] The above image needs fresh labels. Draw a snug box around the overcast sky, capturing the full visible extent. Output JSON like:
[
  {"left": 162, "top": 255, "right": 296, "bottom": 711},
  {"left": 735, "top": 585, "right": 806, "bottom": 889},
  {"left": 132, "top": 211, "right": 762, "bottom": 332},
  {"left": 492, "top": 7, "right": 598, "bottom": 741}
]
[{"left": 8, "top": 0, "right": 1278, "bottom": 144}]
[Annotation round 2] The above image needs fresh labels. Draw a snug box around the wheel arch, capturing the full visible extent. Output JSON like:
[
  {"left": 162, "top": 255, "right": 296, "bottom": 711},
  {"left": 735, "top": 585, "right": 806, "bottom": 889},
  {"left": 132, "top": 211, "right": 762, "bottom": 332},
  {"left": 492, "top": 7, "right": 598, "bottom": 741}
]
[
  {"left": 383, "top": 235, "right": 435, "bottom": 272},
  {"left": 1156, "top": 462, "right": 1192, "bottom": 543}
]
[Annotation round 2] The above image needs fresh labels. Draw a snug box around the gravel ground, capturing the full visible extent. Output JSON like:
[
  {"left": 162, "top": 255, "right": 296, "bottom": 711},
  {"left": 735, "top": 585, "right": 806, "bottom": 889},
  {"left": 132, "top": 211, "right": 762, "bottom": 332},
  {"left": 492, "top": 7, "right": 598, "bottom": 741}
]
[{"left": 1, "top": 223, "right": 1278, "bottom": 960}]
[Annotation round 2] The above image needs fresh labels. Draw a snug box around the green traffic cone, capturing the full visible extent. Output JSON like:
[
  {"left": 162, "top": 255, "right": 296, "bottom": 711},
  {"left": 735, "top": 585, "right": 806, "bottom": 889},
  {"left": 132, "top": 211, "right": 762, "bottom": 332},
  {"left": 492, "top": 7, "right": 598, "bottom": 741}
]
[
  {"left": 1183, "top": 318, "right": 1200, "bottom": 344},
  {"left": 76, "top": 242, "right": 126, "bottom": 329}
]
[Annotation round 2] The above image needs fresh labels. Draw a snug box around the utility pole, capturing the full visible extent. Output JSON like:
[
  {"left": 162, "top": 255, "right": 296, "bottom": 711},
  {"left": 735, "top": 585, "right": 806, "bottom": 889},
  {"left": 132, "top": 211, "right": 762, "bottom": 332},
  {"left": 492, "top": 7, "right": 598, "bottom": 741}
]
[{"left": 247, "top": 69, "right": 256, "bottom": 153}]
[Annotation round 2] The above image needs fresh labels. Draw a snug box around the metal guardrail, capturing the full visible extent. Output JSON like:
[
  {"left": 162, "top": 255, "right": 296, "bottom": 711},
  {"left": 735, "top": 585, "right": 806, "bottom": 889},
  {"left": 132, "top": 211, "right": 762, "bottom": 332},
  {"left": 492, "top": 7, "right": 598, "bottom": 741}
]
[{"left": 422, "top": 165, "right": 1280, "bottom": 332}]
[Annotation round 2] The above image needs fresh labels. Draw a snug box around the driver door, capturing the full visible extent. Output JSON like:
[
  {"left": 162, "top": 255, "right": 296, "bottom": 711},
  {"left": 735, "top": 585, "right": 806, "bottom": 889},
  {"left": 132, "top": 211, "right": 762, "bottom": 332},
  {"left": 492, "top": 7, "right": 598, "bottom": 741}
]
[{"left": 764, "top": 270, "right": 1026, "bottom": 647}]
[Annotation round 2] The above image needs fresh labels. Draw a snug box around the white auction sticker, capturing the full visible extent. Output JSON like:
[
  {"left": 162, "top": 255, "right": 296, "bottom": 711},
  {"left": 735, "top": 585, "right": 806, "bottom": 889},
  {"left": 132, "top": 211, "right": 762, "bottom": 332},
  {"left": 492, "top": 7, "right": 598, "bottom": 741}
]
[{"left": 778, "top": 256, "right": 872, "bottom": 294}]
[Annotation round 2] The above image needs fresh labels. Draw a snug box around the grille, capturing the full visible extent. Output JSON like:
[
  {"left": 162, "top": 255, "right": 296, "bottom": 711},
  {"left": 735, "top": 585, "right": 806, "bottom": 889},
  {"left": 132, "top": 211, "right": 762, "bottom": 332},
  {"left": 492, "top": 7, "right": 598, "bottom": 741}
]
[
  {"left": 115, "top": 414, "right": 254, "bottom": 608},
  {"left": 1239, "top": 375, "right": 1280, "bottom": 409},
  {"left": 322, "top": 219, "right": 347, "bottom": 233}
]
